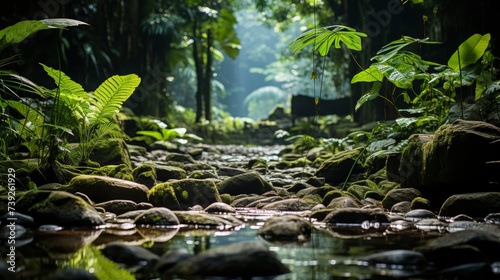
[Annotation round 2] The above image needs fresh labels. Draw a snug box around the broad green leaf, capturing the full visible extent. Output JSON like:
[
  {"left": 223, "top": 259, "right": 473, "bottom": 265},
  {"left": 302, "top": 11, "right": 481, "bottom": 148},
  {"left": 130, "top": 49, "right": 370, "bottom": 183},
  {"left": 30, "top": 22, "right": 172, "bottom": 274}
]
[
  {"left": 448, "top": 33, "right": 490, "bottom": 71},
  {"left": 375, "top": 63, "right": 415, "bottom": 89},
  {"left": 351, "top": 66, "right": 383, "bottom": 83},
  {"left": 184, "top": 133, "right": 204, "bottom": 142},
  {"left": 136, "top": 130, "right": 163, "bottom": 141},
  {"left": 289, "top": 25, "right": 367, "bottom": 56},
  {"left": 0, "top": 21, "right": 49, "bottom": 51},
  {"left": 0, "top": 19, "right": 88, "bottom": 51},
  {"left": 415, "top": 116, "right": 438, "bottom": 127},
  {"left": 355, "top": 82, "right": 381, "bottom": 111},
  {"left": 368, "top": 139, "right": 396, "bottom": 153},
  {"left": 395, "top": 117, "right": 417, "bottom": 129},
  {"left": 160, "top": 127, "right": 187, "bottom": 140},
  {"left": 373, "top": 36, "right": 441, "bottom": 62}
]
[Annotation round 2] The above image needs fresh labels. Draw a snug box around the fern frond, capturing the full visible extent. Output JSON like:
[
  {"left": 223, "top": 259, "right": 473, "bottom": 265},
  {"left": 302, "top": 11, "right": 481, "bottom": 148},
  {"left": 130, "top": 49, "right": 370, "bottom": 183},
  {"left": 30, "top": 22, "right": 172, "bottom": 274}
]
[
  {"left": 91, "top": 74, "right": 141, "bottom": 123},
  {"left": 40, "top": 63, "right": 90, "bottom": 120},
  {"left": 40, "top": 63, "right": 87, "bottom": 98}
]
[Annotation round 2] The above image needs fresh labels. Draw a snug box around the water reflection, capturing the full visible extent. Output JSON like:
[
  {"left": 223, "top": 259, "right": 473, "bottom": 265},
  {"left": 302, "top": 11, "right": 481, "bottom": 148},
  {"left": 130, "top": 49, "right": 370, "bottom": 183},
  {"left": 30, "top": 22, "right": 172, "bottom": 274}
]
[{"left": 5, "top": 213, "right": 441, "bottom": 279}]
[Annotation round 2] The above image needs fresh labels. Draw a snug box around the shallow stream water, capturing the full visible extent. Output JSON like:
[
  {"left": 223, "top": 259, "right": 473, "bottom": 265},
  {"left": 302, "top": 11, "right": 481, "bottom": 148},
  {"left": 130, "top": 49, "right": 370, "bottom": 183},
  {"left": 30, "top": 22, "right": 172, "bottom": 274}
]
[{"left": 6, "top": 208, "right": 444, "bottom": 280}]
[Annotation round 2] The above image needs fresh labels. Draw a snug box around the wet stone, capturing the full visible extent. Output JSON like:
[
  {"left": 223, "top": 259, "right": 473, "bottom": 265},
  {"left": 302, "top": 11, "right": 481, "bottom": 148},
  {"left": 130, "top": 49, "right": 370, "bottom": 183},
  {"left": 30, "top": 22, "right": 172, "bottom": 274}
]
[
  {"left": 204, "top": 202, "right": 236, "bottom": 213},
  {"left": 404, "top": 209, "right": 437, "bottom": 222}
]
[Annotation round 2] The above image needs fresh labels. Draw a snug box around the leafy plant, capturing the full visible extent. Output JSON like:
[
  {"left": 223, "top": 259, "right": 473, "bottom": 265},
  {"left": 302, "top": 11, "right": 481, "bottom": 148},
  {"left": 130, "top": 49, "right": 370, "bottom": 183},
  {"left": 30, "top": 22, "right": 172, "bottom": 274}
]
[
  {"left": 352, "top": 33, "right": 495, "bottom": 124},
  {"left": 40, "top": 64, "right": 141, "bottom": 165},
  {"left": 0, "top": 19, "right": 88, "bottom": 162},
  {"left": 136, "top": 119, "right": 203, "bottom": 146}
]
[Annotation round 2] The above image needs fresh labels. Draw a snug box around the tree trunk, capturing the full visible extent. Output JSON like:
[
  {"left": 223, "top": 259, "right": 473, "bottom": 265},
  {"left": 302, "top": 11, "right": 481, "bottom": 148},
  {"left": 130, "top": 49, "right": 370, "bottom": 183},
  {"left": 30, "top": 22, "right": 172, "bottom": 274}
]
[
  {"left": 193, "top": 17, "right": 204, "bottom": 123},
  {"left": 203, "top": 29, "right": 213, "bottom": 122}
]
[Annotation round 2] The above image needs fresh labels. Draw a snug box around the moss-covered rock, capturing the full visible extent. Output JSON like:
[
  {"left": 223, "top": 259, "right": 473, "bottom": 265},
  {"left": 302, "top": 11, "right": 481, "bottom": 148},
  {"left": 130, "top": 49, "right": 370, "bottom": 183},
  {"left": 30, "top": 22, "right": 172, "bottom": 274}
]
[
  {"left": 219, "top": 193, "right": 233, "bottom": 205},
  {"left": 261, "top": 198, "right": 317, "bottom": 211},
  {"left": 164, "top": 152, "right": 196, "bottom": 164},
  {"left": 247, "top": 158, "right": 268, "bottom": 169},
  {"left": 89, "top": 138, "right": 132, "bottom": 167},
  {"left": 134, "top": 207, "right": 179, "bottom": 226},
  {"left": 381, "top": 188, "right": 422, "bottom": 211},
  {"left": 377, "top": 180, "right": 400, "bottom": 195},
  {"left": 217, "top": 172, "right": 274, "bottom": 196},
  {"left": 411, "top": 197, "right": 431, "bottom": 210},
  {"left": 323, "top": 190, "right": 344, "bottom": 206},
  {"left": 188, "top": 170, "right": 218, "bottom": 179},
  {"left": 132, "top": 163, "right": 157, "bottom": 188},
  {"left": 155, "top": 165, "right": 187, "bottom": 182},
  {"left": 148, "top": 179, "right": 221, "bottom": 210},
  {"left": 398, "top": 134, "right": 432, "bottom": 188},
  {"left": 16, "top": 190, "right": 104, "bottom": 227},
  {"left": 258, "top": 214, "right": 312, "bottom": 242},
  {"left": 326, "top": 196, "right": 363, "bottom": 209},
  {"left": 420, "top": 120, "right": 500, "bottom": 202},
  {"left": 346, "top": 184, "right": 375, "bottom": 201},
  {"left": 275, "top": 158, "right": 312, "bottom": 168},
  {"left": 62, "top": 175, "right": 149, "bottom": 203},
  {"left": 323, "top": 207, "right": 389, "bottom": 224},
  {"left": 91, "top": 164, "right": 134, "bottom": 181},
  {"left": 315, "top": 148, "right": 366, "bottom": 185},
  {"left": 174, "top": 211, "right": 242, "bottom": 227}
]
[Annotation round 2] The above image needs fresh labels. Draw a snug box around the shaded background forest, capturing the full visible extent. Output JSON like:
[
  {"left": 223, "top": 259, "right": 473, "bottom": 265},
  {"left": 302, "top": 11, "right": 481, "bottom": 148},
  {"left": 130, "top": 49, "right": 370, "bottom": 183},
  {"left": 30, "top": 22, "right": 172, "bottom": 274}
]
[{"left": 2, "top": 0, "right": 499, "bottom": 125}]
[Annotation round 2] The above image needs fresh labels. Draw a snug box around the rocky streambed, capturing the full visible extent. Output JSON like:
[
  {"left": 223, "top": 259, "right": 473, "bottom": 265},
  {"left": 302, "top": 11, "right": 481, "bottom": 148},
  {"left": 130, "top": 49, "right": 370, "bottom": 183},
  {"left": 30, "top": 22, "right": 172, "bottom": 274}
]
[{"left": 1, "top": 119, "right": 500, "bottom": 279}]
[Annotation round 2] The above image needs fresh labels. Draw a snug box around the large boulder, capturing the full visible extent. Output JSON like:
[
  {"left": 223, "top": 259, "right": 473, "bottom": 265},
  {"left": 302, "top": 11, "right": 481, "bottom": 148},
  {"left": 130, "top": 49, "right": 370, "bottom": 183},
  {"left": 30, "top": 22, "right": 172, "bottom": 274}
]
[
  {"left": 421, "top": 120, "right": 500, "bottom": 189},
  {"left": 16, "top": 190, "right": 104, "bottom": 227},
  {"left": 62, "top": 175, "right": 149, "bottom": 203},
  {"left": 148, "top": 179, "right": 221, "bottom": 210}
]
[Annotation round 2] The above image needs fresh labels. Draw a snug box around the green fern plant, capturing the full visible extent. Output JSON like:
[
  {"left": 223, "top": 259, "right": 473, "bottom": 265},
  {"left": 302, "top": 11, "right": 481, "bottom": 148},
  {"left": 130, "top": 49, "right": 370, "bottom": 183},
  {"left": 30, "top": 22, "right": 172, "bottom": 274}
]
[
  {"left": 0, "top": 19, "right": 87, "bottom": 161},
  {"left": 41, "top": 64, "right": 141, "bottom": 165}
]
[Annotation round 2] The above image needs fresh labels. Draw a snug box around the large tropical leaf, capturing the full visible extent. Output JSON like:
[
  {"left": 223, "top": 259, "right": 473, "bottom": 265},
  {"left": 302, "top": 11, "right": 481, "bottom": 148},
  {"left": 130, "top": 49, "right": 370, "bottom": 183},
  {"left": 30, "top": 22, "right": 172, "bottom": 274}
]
[
  {"left": 351, "top": 66, "right": 383, "bottom": 84},
  {"left": 289, "top": 25, "right": 367, "bottom": 56},
  {"left": 90, "top": 74, "right": 141, "bottom": 123},
  {"left": 0, "top": 19, "right": 87, "bottom": 52},
  {"left": 372, "top": 36, "right": 441, "bottom": 63},
  {"left": 448, "top": 33, "right": 490, "bottom": 71}
]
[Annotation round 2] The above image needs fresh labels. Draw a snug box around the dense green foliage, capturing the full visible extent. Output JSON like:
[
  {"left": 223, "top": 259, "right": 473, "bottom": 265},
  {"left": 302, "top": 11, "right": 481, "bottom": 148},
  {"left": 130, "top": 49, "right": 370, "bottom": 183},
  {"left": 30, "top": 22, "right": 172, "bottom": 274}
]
[{"left": 0, "top": 19, "right": 141, "bottom": 170}]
